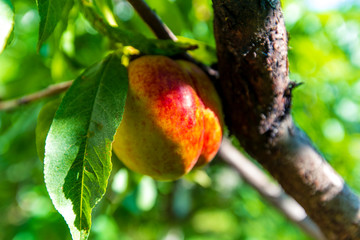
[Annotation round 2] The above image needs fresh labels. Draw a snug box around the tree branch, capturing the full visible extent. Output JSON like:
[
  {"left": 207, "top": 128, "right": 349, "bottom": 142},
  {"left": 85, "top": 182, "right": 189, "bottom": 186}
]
[
  {"left": 0, "top": 80, "right": 72, "bottom": 111},
  {"left": 127, "top": 0, "right": 177, "bottom": 40},
  {"left": 213, "top": 0, "right": 360, "bottom": 238},
  {"left": 219, "top": 138, "right": 326, "bottom": 240}
]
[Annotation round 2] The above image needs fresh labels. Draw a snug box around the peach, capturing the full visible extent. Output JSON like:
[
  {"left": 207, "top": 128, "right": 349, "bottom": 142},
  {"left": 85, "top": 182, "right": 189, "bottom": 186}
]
[{"left": 113, "top": 55, "right": 223, "bottom": 180}]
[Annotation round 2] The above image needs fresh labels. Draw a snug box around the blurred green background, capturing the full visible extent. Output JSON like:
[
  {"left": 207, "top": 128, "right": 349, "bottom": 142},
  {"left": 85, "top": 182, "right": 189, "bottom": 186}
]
[{"left": 0, "top": 0, "right": 360, "bottom": 239}]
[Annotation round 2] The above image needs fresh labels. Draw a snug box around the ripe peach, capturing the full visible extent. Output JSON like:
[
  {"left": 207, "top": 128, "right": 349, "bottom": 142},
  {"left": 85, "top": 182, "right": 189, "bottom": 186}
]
[{"left": 113, "top": 55, "right": 223, "bottom": 180}]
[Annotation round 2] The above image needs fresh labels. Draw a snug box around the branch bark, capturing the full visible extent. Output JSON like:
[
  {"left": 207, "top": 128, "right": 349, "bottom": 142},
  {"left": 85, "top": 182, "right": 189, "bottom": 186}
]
[{"left": 213, "top": 0, "right": 360, "bottom": 239}]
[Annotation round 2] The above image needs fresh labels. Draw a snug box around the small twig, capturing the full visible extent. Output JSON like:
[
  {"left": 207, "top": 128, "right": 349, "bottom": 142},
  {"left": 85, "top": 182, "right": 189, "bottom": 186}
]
[
  {"left": 219, "top": 138, "right": 326, "bottom": 240},
  {"left": 126, "top": 0, "right": 219, "bottom": 80},
  {"left": 127, "top": 0, "right": 177, "bottom": 40},
  {"left": 0, "top": 80, "right": 73, "bottom": 111}
]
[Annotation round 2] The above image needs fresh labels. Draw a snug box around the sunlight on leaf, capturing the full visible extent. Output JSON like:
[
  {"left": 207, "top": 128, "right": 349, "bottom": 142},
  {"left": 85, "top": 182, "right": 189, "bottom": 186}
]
[
  {"left": 0, "top": 0, "right": 14, "bottom": 53},
  {"left": 44, "top": 53, "right": 128, "bottom": 240}
]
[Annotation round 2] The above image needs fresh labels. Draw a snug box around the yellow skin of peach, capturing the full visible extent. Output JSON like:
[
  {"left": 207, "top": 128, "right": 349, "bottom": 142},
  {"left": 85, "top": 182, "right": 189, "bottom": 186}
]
[{"left": 113, "top": 56, "right": 223, "bottom": 180}]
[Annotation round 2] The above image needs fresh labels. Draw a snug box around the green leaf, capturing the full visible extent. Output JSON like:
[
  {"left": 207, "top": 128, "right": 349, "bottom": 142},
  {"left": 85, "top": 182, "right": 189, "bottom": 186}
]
[
  {"left": 0, "top": 0, "right": 14, "bottom": 53},
  {"left": 79, "top": 2, "right": 197, "bottom": 56},
  {"left": 107, "top": 26, "right": 197, "bottom": 56},
  {"left": 44, "top": 53, "right": 128, "bottom": 240},
  {"left": 37, "top": 0, "right": 73, "bottom": 50},
  {"left": 93, "top": 0, "right": 117, "bottom": 26},
  {"left": 36, "top": 98, "right": 61, "bottom": 162}
]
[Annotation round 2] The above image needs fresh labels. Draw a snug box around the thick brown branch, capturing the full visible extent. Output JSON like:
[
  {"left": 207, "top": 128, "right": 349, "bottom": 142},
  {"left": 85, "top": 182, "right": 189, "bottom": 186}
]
[
  {"left": 0, "top": 80, "right": 72, "bottom": 111},
  {"left": 213, "top": 0, "right": 360, "bottom": 239}
]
